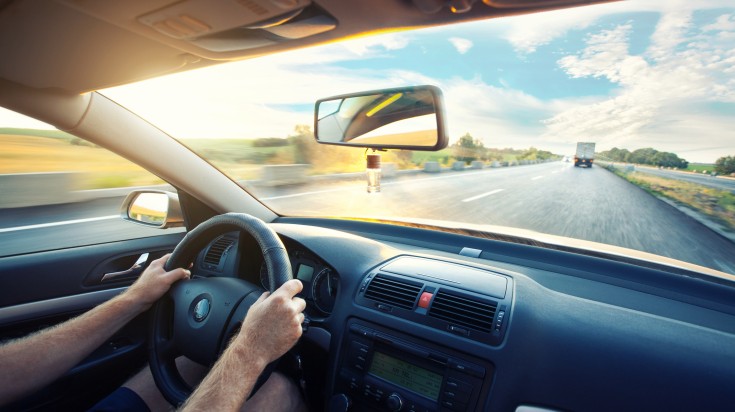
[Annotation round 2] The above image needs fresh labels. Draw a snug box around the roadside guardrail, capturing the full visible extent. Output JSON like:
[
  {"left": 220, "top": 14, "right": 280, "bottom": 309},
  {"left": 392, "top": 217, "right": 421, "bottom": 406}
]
[{"left": 0, "top": 160, "right": 557, "bottom": 208}]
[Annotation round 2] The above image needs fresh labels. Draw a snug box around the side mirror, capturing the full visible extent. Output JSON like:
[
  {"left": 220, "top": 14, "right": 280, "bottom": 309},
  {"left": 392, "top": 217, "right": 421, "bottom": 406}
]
[
  {"left": 121, "top": 190, "right": 184, "bottom": 229},
  {"left": 314, "top": 85, "right": 448, "bottom": 151}
]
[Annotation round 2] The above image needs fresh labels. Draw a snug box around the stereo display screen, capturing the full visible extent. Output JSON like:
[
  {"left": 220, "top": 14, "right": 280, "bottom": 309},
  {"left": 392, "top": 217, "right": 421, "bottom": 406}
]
[{"left": 368, "top": 351, "right": 443, "bottom": 401}]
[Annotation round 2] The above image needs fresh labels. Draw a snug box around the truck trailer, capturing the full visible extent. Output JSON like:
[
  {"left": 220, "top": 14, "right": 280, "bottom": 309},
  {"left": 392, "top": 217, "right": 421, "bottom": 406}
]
[{"left": 575, "top": 142, "right": 595, "bottom": 167}]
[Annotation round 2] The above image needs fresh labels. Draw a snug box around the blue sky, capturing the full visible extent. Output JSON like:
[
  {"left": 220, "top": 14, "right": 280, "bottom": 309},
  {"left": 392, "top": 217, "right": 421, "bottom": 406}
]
[{"left": 2, "top": 1, "right": 734, "bottom": 162}]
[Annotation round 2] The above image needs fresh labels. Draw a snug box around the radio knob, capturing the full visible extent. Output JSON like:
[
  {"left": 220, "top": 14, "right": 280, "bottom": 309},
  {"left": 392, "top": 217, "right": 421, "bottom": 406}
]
[
  {"left": 386, "top": 393, "right": 404, "bottom": 411},
  {"left": 328, "top": 393, "right": 351, "bottom": 411}
]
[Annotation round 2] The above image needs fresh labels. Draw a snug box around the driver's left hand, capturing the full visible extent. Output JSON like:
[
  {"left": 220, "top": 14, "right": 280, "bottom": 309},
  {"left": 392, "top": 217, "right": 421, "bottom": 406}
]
[{"left": 125, "top": 254, "right": 191, "bottom": 310}]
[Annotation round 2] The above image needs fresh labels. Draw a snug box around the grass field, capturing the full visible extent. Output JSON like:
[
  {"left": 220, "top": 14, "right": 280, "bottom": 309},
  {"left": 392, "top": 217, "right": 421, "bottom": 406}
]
[
  {"left": 685, "top": 163, "right": 715, "bottom": 173},
  {"left": 0, "top": 134, "right": 165, "bottom": 189},
  {"left": 612, "top": 169, "right": 735, "bottom": 232},
  {"left": 0, "top": 132, "right": 424, "bottom": 187}
]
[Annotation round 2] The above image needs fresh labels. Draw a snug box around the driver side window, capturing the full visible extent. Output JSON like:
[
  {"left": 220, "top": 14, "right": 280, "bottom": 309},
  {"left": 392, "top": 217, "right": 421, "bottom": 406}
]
[{"left": 0, "top": 108, "right": 184, "bottom": 257}]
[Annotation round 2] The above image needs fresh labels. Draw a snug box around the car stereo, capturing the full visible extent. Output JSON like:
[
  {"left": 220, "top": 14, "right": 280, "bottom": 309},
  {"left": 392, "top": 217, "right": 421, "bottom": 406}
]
[{"left": 334, "top": 321, "right": 490, "bottom": 411}]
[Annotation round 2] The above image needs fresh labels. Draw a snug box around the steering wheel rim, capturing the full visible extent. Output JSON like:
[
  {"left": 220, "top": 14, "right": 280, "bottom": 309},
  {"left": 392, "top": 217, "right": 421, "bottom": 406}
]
[
  {"left": 165, "top": 213, "right": 291, "bottom": 292},
  {"left": 149, "top": 213, "right": 293, "bottom": 406}
]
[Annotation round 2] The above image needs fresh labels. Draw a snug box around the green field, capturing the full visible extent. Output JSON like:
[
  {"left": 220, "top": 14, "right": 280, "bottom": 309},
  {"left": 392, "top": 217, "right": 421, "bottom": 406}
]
[{"left": 685, "top": 163, "right": 715, "bottom": 173}]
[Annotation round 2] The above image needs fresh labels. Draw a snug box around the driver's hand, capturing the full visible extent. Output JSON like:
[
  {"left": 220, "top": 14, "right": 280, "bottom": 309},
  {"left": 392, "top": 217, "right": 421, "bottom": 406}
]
[
  {"left": 238, "top": 279, "right": 306, "bottom": 365},
  {"left": 125, "top": 254, "right": 191, "bottom": 310}
]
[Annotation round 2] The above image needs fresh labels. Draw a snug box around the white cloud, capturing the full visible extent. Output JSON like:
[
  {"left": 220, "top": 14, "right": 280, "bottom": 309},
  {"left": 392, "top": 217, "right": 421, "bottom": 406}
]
[
  {"left": 703, "top": 14, "right": 735, "bottom": 32},
  {"left": 557, "top": 23, "right": 641, "bottom": 84},
  {"left": 340, "top": 34, "right": 411, "bottom": 56},
  {"left": 433, "top": 76, "right": 583, "bottom": 150},
  {"left": 449, "top": 37, "right": 473, "bottom": 54},
  {"left": 500, "top": 0, "right": 735, "bottom": 54},
  {"left": 648, "top": 11, "right": 692, "bottom": 62},
  {"left": 542, "top": 10, "right": 735, "bottom": 161}
]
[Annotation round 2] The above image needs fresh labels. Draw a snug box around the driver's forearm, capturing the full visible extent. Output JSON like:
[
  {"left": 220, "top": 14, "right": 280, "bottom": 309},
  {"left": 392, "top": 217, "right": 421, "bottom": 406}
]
[
  {"left": 0, "top": 291, "right": 147, "bottom": 406},
  {"left": 180, "top": 335, "right": 267, "bottom": 412}
]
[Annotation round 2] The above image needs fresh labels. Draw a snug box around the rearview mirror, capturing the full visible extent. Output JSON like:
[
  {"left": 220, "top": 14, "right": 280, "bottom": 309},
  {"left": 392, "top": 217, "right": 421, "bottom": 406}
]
[
  {"left": 121, "top": 190, "right": 184, "bottom": 229},
  {"left": 314, "top": 85, "right": 447, "bottom": 151}
]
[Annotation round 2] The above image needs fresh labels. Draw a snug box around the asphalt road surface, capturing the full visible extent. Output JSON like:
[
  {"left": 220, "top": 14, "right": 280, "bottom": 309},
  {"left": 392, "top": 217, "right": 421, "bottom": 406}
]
[{"left": 2, "top": 162, "right": 734, "bottom": 275}]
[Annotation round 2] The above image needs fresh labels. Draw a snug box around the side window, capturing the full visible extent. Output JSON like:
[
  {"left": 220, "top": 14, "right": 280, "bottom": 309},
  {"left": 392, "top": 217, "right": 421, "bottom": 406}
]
[{"left": 0, "top": 108, "right": 184, "bottom": 257}]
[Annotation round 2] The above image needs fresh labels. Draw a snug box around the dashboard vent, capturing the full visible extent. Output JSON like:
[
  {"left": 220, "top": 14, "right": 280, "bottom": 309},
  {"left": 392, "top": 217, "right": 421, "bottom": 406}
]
[
  {"left": 428, "top": 290, "right": 497, "bottom": 333},
  {"left": 364, "top": 274, "right": 422, "bottom": 310},
  {"left": 203, "top": 236, "right": 234, "bottom": 266}
]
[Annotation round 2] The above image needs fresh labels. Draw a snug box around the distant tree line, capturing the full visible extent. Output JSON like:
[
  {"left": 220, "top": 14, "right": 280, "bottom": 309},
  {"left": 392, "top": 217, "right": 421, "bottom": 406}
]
[
  {"left": 715, "top": 155, "right": 735, "bottom": 175},
  {"left": 452, "top": 132, "right": 557, "bottom": 164},
  {"left": 251, "top": 137, "right": 290, "bottom": 147},
  {"left": 598, "top": 147, "right": 689, "bottom": 169}
]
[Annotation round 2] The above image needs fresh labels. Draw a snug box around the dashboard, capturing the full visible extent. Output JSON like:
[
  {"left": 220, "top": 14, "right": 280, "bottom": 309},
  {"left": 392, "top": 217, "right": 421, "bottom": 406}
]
[
  {"left": 192, "top": 219, "right": 735, "bottom": 412},
  {"left": 195, "top": 232, "right": 340, "bottom": 318}
]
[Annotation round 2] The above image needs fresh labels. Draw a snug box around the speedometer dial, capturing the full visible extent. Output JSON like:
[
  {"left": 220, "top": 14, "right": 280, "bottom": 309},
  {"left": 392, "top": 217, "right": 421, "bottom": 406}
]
[{"left": 311, "top": 268, "right": 339, "bottom": 314}]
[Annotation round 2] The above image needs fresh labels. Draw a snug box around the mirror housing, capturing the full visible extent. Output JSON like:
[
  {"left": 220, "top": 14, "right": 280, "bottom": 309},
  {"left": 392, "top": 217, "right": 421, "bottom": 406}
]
[
  {"left": 314, "top": 85, "right": 448, "bottom": 151},
  {"left": 121, "top": 190, "right": 184, "bottom": 229}
]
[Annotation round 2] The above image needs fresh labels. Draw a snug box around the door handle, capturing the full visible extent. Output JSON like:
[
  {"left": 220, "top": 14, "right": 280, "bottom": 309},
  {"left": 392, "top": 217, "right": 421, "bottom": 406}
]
[{"left": 100, "top": 253, "right": 149, "bottom": 283}]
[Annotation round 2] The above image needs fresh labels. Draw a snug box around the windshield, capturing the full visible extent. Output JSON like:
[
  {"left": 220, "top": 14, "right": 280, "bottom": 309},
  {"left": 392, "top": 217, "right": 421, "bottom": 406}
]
[
  {"left": 7, "top": 2, "right": 734, "bottom": 275},
  {"left": 102, "top": 1, "right": 735, "bottom": 275}
]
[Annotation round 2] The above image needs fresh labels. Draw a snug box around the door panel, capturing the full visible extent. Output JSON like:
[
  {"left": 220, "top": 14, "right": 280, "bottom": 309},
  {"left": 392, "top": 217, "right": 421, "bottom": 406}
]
[
  {"left": 0, "top": 233, "right": 184, "bottom": 308},
  {"left": 0, "top": 232, "right": 184, "bottom": 411}
]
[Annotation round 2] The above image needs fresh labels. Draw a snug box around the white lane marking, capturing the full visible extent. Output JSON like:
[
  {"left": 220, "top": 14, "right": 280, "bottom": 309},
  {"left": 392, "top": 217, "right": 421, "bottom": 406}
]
[
  {"left": 461, "top": 189, "right": 505, "bottom": 203},
  {"left": 263, "top": 168, "right": 517, "bottom": 201},
  {"left": 551, "top": 171, "right": 559, "bottom": 174},
  {"left": 264, "top": 163, "right": 558, "bottom": 201},
  {"left": 0, "top": 215, "right": 119, "bottom": 233},
  {"left": 262, "top": 187, "right": 349, "bottom": 201},
  {"left": 532, "top": 175, "right": 545, "bottom": 180}
]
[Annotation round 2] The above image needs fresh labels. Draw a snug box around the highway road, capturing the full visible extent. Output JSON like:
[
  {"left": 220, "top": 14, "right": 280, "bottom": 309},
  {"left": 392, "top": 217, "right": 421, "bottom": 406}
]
[{"left": 2, "top": 162, "right": 735, "bottom": 275}]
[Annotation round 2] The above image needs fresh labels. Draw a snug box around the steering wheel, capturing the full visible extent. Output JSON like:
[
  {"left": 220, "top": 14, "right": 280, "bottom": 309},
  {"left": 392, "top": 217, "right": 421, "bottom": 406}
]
[{"left": 148, "top": 213, "right": 293, "bottom": 406}]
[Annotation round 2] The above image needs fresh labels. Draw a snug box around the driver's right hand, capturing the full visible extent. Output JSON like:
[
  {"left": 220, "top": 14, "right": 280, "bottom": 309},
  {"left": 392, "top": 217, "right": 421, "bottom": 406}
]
[{"left": 237, "top": 279, "right": 306, "bottom": 365}]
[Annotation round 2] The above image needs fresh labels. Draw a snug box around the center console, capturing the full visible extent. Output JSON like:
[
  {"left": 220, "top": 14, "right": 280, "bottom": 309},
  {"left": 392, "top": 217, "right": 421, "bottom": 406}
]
[{"left": 333, "top": 320, "right": 493, "bottom": 412}]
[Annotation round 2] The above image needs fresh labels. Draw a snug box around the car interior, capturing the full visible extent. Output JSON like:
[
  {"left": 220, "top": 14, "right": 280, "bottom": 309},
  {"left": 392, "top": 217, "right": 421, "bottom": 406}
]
[{"left": 1, "top": 0, "right": 735, "bottom": 411}]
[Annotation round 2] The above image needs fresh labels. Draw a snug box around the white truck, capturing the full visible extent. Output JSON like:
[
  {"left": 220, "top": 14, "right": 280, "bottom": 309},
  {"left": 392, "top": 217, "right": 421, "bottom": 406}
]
[{"left": 574, "top": 142, "right": 595, "bottom": 168}]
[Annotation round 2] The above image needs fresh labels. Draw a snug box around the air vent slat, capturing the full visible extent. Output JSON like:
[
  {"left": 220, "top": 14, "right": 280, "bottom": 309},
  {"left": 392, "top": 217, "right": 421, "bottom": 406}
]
[
  {"left": 432, "top": 298, "right": 496, "bottom": 313},
  {"left": 430, "top": 305, "right": 495, "bottom": 323},
  {"left": 363, "top": 274, "right": 422, "bottom": 310},
  {"left": 366, "top": 285, "right": 419, "bottom": 298},
  {"left": 203, "top": 236, "right": 234, "bottom": 266},
  {"left": 429, "top": 290, "right": 497, "bottom": 333}
]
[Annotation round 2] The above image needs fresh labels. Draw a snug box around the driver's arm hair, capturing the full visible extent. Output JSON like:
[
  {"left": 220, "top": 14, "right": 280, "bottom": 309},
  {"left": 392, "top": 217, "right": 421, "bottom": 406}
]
[
  {"left": 180, "top": 280, "right": 305, "bottom": 412},
  {"left": 179, "top": 334, "right": 269, "bottom": 412},
  {"left": 0, "top": 292, "right": 150, "bottom": 406}
]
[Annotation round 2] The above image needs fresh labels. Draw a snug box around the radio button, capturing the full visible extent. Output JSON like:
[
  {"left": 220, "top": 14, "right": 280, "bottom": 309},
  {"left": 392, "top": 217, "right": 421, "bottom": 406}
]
[
  {"left": 348, "top": 342, "right": 369, "bottom": 359},
  {"left": 339, "top": 368, "right": 362, "bottom": 393},
  {"left": 445, "top": 378, "right": 473, "bottom": 396},
  {"left": 442, "top": 399, "right": 468, "bottom": 411},
  {"left": 448, "top": 359, "right": 485, "bottom": 378}
]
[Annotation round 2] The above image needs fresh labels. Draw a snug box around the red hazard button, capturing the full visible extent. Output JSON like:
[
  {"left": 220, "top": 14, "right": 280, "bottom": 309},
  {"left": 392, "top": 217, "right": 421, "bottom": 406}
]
[{"left": 418, "top": 292, "right": 433, "bottom": 308}]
